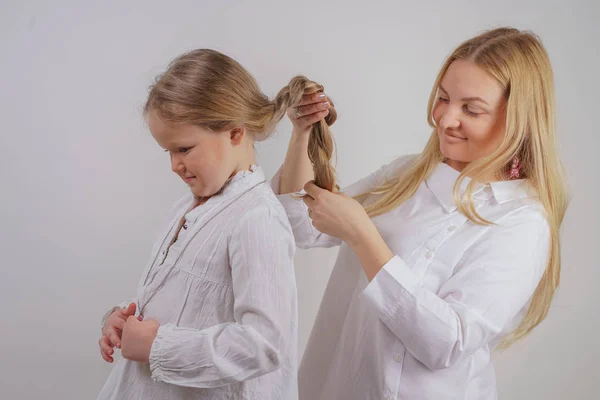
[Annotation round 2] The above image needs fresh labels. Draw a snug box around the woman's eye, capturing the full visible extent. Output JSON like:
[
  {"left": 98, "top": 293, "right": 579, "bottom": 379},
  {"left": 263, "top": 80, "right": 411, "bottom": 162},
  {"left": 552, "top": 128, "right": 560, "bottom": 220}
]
[
  {"left": 464, "top": 106, "right": 481, "bottom": 116},
  {"left": 438, "top": 97, "right": 449, "bottom": 103},
  {"left": 179, "top": 147, "right": 191, "bottom": 154}
]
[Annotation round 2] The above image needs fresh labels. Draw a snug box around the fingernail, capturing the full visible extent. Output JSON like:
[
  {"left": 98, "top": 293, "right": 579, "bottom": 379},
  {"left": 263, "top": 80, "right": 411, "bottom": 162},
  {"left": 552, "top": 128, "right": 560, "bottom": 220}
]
[
  {"left": 321, "top": 102, "right": 330, "bottom": 108},
  {"left": 318, "top": 93, "right": 326, "bottom": 99}
]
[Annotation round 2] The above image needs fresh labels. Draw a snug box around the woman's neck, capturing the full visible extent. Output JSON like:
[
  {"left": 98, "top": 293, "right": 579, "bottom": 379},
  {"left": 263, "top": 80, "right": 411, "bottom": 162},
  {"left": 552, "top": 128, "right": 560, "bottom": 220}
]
[{"left": 444, "top": 159, "right": 503, "bottom": 183}]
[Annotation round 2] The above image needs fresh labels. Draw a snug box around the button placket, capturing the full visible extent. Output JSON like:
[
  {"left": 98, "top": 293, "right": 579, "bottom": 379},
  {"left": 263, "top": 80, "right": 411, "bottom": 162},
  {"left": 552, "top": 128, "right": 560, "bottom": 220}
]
[{"left": 415, "top": 216, "right": 466, "bottom": 279}]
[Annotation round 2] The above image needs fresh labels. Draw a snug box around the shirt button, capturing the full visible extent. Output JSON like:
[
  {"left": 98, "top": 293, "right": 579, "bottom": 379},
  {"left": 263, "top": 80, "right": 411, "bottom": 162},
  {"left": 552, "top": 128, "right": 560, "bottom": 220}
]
[
  {"left": 183, "top": 224, "right": 188, "bottom": 230},
  {"left": 425, "top": 251, "right": 433, "bottom": 259},
  {"left": 484, "top": 186, "right": 492, "bottom": 193},
  {"left": 393, "top": 354, "right": 403, "bottom": 363},
  {"left": 447, "top": 225, "right": 456, "bottom": 232}
]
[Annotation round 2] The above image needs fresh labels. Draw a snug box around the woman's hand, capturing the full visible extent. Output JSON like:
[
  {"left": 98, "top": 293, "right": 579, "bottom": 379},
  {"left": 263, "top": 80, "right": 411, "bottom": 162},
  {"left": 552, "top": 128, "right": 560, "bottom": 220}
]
[
  {"left": 302, "top": 181, "right": 375, "bottom": 246},
  {"left": 288, "top": 92, "right": 331, "bottom": 135},
  {"left": 303, "top": 181, "right": 394, "bottom": 281}
]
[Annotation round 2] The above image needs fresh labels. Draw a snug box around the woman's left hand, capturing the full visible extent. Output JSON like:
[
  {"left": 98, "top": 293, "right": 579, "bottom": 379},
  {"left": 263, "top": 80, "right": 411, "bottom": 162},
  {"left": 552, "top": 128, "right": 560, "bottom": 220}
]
[
  {"left": 303, "top": 181, "right": 376, "bottom": 245},
  {"left": 121, "top": 317, "right": 160, "bottom": 364}
]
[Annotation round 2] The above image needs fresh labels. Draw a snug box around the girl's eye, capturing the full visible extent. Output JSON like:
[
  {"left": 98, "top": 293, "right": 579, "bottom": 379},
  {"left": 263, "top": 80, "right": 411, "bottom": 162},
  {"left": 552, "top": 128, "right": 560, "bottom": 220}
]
[{"left": 179, "top": 147, "right": 191, "bottom": 154}]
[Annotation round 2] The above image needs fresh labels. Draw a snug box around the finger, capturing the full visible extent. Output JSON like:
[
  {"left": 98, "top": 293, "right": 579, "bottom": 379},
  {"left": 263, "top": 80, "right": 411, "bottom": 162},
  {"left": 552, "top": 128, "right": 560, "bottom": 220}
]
[
  {"left": 107, "top": 329, "right": 121, "bottom": 349},
  {"left": 294, "top": 92, "right": 328, "bottom": 107},
  {"left": 303, "top": 181, "right": 324, "bottom": 199},
  {"left": 295, "top": 101, "right": 330, "bottom": 118},
  {"left": 100, "top": 349, "right": 114, "bottom": 363},
  {"left": 303, "top": 195, "right": 316, "bottom": 210},
  {"left": 99, "top": 336, "right": 114, "bottom": 354},
  {"left": 123, "top": 315, "right": 138, "bottom": 330},
  {"left": 296, "top": 110, "right": 330, "bottom": 129},
  {"left": 113, "top": 317, "right": 126, "bottom": 332},
  {"left": 121, "top": 302, "right": 137, "bottom": 317},
  {"left": 99, "top": 337, "right": 115, "bottom": 361}
]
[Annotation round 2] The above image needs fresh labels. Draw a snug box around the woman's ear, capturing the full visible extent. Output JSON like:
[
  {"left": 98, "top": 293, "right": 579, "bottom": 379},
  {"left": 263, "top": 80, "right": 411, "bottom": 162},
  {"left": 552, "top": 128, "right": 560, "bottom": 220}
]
[{"left": 230, "top": 127, "right": 245, "bottom": 145}]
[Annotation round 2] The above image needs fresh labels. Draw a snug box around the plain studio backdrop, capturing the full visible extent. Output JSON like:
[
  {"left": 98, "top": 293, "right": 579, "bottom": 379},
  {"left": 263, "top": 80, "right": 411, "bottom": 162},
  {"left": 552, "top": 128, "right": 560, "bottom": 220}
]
[{"left": 1, "top": 1, "right": 598, "bottom": 399}]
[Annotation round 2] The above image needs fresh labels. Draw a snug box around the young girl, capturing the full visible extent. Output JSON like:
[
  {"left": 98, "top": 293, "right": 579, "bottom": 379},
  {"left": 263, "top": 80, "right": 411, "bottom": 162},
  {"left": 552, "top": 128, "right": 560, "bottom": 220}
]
[
  {"left": 97, "top": 49, "right": 329, "bottom": 400},
  {"left": 275, "top": 27, "right": 568, "bottom": 399}
]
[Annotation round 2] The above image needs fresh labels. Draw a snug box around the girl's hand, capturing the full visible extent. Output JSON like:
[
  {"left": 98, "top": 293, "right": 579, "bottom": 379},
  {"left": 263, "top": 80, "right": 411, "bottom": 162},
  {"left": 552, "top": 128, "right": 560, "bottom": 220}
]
[
  {"left": 287, "top": 92, "right": 331, "bottom": 135},
  {"left": 121, "top": 317, "right": 160, "bottom": 364},
  {"left": 98, "top": 302, "right": 138, "bottom": 363}
]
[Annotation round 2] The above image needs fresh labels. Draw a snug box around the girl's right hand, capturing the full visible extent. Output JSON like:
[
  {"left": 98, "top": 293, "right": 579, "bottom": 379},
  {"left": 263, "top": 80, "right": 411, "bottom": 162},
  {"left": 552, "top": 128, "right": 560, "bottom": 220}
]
[
  {"left": 98, "top": 302, "right": 139, "bottom": 363},
  {"left": 287, "top": 92, "right": 331, "bottom": 136}
]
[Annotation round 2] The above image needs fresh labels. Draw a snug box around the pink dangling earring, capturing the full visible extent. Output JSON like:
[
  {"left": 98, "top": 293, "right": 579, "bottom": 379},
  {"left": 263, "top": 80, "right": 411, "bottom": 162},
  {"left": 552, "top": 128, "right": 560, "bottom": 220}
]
[{"left": 509, "top": 157, "right": 522, "bottom": 179}]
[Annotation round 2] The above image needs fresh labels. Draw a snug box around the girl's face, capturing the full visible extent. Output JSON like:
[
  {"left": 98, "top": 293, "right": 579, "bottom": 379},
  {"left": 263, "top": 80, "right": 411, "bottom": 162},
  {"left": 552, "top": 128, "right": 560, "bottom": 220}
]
[
  {"left": 147, "top": 111, "right": 245, "bottom": 199},
  {"left": 433, "top": 60, "right": 508, "bottom": 172}
]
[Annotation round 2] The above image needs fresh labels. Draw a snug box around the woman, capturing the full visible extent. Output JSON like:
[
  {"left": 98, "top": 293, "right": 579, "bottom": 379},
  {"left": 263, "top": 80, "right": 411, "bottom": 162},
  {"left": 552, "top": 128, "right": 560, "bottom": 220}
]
[{"left": 274, "top": 27, "right": 568, "bottom": 399}]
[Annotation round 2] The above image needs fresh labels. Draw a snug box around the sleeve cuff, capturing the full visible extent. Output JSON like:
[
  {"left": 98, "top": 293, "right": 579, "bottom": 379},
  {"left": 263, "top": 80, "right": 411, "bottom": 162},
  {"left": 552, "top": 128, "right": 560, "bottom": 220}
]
[
  {"left": 360, "top": 255, "right": 420, "bottom": 315},
  {"left": 149, "top": 323, "right": 176, "bottom": 382}
]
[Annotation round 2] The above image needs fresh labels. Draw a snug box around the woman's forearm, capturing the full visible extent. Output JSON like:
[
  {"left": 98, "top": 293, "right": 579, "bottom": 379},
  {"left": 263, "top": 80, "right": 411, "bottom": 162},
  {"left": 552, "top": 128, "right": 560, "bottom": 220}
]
[{"left": 279, "top": 131, "right": 314, "bottom": 194}]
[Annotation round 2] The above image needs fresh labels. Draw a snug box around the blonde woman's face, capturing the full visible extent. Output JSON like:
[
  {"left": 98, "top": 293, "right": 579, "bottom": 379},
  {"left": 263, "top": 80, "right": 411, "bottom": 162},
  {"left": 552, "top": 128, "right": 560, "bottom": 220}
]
[{"left": 433, "top": 60, "right": 507, "bottom": 172}]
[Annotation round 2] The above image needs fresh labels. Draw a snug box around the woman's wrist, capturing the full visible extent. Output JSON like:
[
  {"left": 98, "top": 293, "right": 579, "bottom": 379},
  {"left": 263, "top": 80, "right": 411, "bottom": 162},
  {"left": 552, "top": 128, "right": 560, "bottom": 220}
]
[
  {"left": 291, "top": 128, "right": 311, "bottom": 141},
  {"left": 348, "top": 222, "right": 394, "bottom": 281}
]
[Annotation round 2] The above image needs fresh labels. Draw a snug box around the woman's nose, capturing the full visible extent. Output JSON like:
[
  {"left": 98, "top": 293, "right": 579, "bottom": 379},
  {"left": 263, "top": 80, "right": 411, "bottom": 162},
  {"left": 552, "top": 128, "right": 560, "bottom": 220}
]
[{"left": 439, "top": 109, "right": 460, "bottom": 130}]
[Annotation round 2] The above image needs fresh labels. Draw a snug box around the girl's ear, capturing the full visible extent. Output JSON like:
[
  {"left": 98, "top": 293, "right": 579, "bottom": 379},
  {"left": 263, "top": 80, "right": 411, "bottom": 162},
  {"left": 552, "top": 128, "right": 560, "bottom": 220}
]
[{"left": 230, "top": 127, "right": 245, "bottom": 145}]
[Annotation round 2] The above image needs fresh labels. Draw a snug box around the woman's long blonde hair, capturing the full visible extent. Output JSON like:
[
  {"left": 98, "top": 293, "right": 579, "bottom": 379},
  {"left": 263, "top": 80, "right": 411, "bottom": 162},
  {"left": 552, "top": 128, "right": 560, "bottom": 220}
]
[
  {"left": 359, "top": 27, "right": 568, "bottom": 349},
  {"left": 144, "top": 49, "right": 338, "bottom": 191}
]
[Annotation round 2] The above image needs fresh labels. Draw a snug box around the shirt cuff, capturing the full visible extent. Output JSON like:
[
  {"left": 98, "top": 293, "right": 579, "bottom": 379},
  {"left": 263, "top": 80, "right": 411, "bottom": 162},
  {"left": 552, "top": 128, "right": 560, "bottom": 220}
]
[
  {"left": 149, "top": 323, "right": 176, "bottom": 383},
  {"left": 360, "top": 255, "right": 420, "bottom": 317}
]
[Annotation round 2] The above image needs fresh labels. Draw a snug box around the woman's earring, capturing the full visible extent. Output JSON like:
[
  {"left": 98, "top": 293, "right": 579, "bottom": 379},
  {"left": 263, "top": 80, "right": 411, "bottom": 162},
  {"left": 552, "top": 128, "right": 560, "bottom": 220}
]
[{"left": 509, "top": 157, "right": 522, "bottom": 180}]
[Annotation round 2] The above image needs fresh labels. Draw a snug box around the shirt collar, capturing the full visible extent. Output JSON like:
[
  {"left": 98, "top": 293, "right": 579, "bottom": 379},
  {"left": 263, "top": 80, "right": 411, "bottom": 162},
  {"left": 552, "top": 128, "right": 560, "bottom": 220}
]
[
  {"left": 425, "top": 162, "right": 538, "bottom": 213},
  {"left": 185, "top": 164, "right": 265, "bottom": 223}
]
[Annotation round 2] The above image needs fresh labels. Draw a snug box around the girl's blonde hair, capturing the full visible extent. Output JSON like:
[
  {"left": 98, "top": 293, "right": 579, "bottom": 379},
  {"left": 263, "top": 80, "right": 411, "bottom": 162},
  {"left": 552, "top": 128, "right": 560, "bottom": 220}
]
[
  {"left": 358, "top": 27, "right": 568, "bottom": 349},
  {"left": 144, "top": 49, "right": 338, "bottom": 191}
]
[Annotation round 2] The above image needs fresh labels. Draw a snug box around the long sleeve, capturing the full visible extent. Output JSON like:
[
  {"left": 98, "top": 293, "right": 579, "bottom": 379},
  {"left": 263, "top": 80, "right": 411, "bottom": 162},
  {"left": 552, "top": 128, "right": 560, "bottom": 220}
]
[
  {"left": 271, "top": 154, "right": 416, "bottom": 249},
  {"left": 360, "top": 206, "right": 551, "bottom": 370},
  {"left": 148, "top": 206, "right": 296, "bottom": 388}
]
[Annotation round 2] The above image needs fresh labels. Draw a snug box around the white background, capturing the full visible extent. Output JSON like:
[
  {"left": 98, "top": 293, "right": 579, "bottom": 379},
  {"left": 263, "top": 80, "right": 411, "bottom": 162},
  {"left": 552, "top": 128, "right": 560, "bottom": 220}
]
[{"left": 1, "top": 1, "right": 598, "bottom": 398}]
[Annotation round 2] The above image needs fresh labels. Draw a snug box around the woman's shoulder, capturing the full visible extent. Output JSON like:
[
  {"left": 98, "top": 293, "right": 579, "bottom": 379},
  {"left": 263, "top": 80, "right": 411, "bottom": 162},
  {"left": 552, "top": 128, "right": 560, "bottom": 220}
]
[
  {"left": 373, "top": 153, "right": 420, "bottom": 184},
  {"left": 386, "top": 153, "right": 419, "bottom": 174}
]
